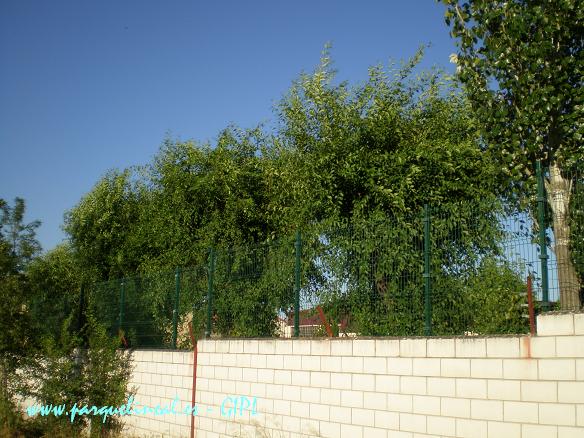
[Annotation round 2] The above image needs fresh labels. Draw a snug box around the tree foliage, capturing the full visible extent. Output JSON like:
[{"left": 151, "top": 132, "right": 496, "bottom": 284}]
[
  {"left": 442, "top": 0, "right": 584, "bottom": 308},
  {"left": 442, "top": 0, "right": 583, "bottom": 176},
  {"left": 275, "top": 48, "right": 500, "bottom": 224},
  {"left": 60, "top": 49, "right": 531, "bottom": 337},
  {"left": 0, "top": 198, "right": 41, "bottom": 430},
  {"left": 27, "top": 244, "right": 82, "bottom": 339},
  {"left": 138, "top": 127, "right": 275, "bottom": 271},
  {"left": 23, "top": 315, "right": 133, "bottom": 438},
  {"left": 64, "top": 169, "right": 143, "bottom": 281},
  {"left": 1, "top": 197, "right": 41, "bottom": 274},
  {"left": 1, "top": 198, "right": 133, "bottom": 437}
]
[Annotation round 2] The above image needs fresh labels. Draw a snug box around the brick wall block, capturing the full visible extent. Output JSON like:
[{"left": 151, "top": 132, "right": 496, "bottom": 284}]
[
  {"left": 559, "top": 426, "right": 584, "bottom": 438},
  {"left": 539, "top": 359, "right": 576, "bottom": 381},
  {"left": 388, "top": 393, "right": 413, "bottom": 413},
  {"left": 442, "top": 358, "right": 471, "bottom": 377},
  {"left": 456, "top": 338, "right": 486, "bottom": 357},
  {"left": 427, "top": 415, "right": 455, "bottom": 436},
  {"left": 556, "top": 336, "right": 584, "bottom": 357},
  {"left": 376, "top": 339, "right": 400, "bottom": 357},
  {"left": 521, "top": 381, "right": 557, "bottom": 402},
  {"left": 538, "top": 314, "right": 574, "bottom": 336},
  {"left": 353, "top": 339, "right": 376, "bottom": 356},
  {"left": 487, "top": 420, "right": 521, "bottom": 438},
  {"left": 470, "top": 399, "right": 503, "bottom": 421},
  {"left": 412, "top": 395, "right": 440, "bottom": 415},
  {"left": 559, "top": 382, "right": 584, "bottom": 403},
  {"left": 331, "top": 340, "right": 352, "bottom": 356},
  {"left": 470, "top": 359, "right": 503, "bottom": 379},
  {"left": 487, "top": 379, "right": 520, "bottom": 401},
  {"left": 427, "top": 377, "right": 455, "bottom": 397},
  {"left": 441, "top": 397, "right": 470, "bottom": 418},
  {"left": 427, "top": 338, "right": 455, "bottom": 357},
  {"left": 413, "top": 358, "right": 441, "bottom": 377},
  {"left": 486, "top": 337, "right": 520, "bottom": 358},
  {"left": 340, "top": 390, "right": 363, "bottom": 408},
  {"left": 292, "top": 339, "right": 311, "bottom": 355},
  {"left": 574, "top": 313, "right": 584, "bottom": 335},
  {"left": 399, "top": 412, "right": 427, "bottom": 433},
  {"left": 311, "top": 340, "right": 331, "bottom": 356},
  {"left": 503, "top": 359, "right": 538, "bottom": 380},
  {"left": 530, "top": 336, "right": 557, "bottom": 358},
  {"left": 388, "top": 357, "right": 413, "bottom": 375},
  {"left": 503, "top": 401, "right": 539, "bottom": 423},
  {"left": 401, "top": 376, "right": 427, "bottom": 395},
  {"left": 455, "top": 418, "right": 488, "bottom": 438},
  {"left": 539, "top": 403, "right": 576, "bottom": 426}
]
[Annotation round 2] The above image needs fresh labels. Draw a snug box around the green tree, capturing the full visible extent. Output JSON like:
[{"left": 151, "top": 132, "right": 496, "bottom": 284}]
[
  {"left": 64, "top": 169, "right": 143, "bottom": 281},
  {"left": 273, "top": 49, "right": 510, "bottom": 335},
  {"left": 27, "top": 243, "right": 83, "bottom": 339},
  {"left": 25, "top": 315, "right": 133, "bottom": 438},
  {"left": 442, "top": 0, "right": 584, "bottom": 308},
  {"left": 139, "top": 127, "right": 275, "bottom": 271},
  {"left": 0, "top": 198, "right": 133, "bottom": 437},
  {"left": 62, "top": 49, "right": 529, "bottom": 337},
  {"left": 1, "top": 197, "right": 41, "bottom": 272},
  {"left": 275, "top": 48, "right": 500, "bottom": 224},
  {"left": 0, "top": 198, "right": 41, "bottom": 431},
  {"left": 135, "top": 128, "right": 287, "bottom": 338}
]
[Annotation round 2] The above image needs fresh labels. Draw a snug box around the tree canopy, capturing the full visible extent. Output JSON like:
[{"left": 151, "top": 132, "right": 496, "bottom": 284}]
[
  {"left": 64, "top": 50, "right": 502, "bottom": 280},
  {"left": 442, "top": 0, "right": 583, "bottom": 177},
  {"left": 442, "top": 0, "right": 584, "bottom": 308},
  {"left": 57, "top": 51, "right": 532, "bottom": 337}
]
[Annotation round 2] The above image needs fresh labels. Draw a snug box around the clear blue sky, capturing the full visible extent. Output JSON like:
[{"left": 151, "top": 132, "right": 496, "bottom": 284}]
[{"left": 0, "top": 0, "right": 457, "bottom": 252}]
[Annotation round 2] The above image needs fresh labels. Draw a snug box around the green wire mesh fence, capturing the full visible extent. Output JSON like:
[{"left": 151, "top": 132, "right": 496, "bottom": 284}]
[{"left": 68, "top": 164, "right": 584, "bottom": 347}]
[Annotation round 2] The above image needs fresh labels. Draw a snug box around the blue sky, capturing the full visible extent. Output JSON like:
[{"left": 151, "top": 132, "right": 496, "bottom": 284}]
[{"left": 0, "top": 1, "right": 457, "bottom": 252}]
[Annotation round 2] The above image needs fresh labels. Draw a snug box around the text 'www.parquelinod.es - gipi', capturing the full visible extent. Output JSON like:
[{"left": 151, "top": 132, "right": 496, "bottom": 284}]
[{"left": 26, "top": 395, "right": 258, "bottom": 423}]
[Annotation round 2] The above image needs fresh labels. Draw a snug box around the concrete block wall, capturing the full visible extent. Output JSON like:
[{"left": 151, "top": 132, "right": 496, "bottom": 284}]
[
  {"left": 123, "top": 350, "right": 194, "bottom": 437},
  {"left": 123, "top": 312, "right": 584, "bottom": 438}
]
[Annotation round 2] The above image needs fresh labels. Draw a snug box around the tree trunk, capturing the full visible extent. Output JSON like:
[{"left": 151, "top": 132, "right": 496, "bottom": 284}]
[{"left": 546, "top": 163, "right": 581, "bottom": 309}]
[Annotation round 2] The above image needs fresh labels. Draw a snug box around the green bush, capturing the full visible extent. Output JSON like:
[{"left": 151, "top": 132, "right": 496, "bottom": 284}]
[{"left": 22, "top": 315, "right": 133, "bottom": 437}]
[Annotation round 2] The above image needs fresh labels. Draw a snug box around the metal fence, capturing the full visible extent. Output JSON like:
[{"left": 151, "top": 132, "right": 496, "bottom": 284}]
[{"left": 76, "top": 163, "right": 583, "bottom": 348}]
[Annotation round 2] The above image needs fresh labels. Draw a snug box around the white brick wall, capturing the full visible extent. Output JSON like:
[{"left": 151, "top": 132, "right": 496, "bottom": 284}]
[{"left": 122, "top": 313, "right": 584, "bottom": 437}]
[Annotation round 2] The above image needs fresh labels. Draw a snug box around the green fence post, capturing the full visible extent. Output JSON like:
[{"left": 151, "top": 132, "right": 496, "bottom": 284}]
[
  {"left": 294, "top": 230, "right": 302, "bottom": 338},
  {"left": 172, "top": 267, "right": 181, "bottom": 349},
  {"left": 423, "top": 204, "right": 432, "bottom": 336},
  {"left": 118, "top": 279, "right": 125, "bottom": 334},
  {"left": 77, "top": 284, "right": 85, "bottom": 333},
  {"left": 536, "top": 161, "right": 550, "bottom": 308},
  {"left": 205, "top": 248, "right": 215, "bottom": 339}
]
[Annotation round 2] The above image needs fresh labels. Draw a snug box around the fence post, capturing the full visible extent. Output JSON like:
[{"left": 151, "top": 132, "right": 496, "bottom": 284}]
[
  {"left": 536, "top": 161, "right": 550, "bottom": 308},
  {"left": 294, "top": 230, "right": 302, "bottom": 338},
  {"left": 77, "top": 284, "right": 85, "bottom": 334},
  {"left": 423, "top": 204, "right": 432, "bottom": 336},
  {"left": 118, "top": 279, "right": 125, "bottom": 335},
  {"left": 172, "top": 267, "right": 181, "bottom": 349},
  {"left": 205, "top": 248, "right": 215, "bottom": 339}
]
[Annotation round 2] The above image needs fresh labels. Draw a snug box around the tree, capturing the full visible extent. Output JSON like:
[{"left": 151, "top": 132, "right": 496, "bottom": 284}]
[
  {"left": 275, "top": 48, "right": 501, "bottom": 224},
  {"left": 133, "top": 128, "right": 288, "bottom": 338},
  {"left": 140, "top": 127, "right": 275, "bottom": 271},
  {"left": 65, "top": 128, "right": 284, "bottom": 339},
  {"left": 273, "top": 49, "right": 513, "bottom": 335},
  {"left": 442, "top": 0, "right": 584, "bottom": 308},
  {"left": 0, "top": 197, "right": 41, "bottom": 273},
  {"left": 62, "top": 49, "right": 529, "bottom": 336},
  {"left": 27, "top": 243, "right": 82, "bottom": 338},
  {"left": 24, "top": 315, "right": 133, "bottom": 438},
  {"left": 64, "top": 169, "right": 143, "bottom": 281},
  {"left": 0, "top": 198, "right": 41, "bottom": 431}
]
